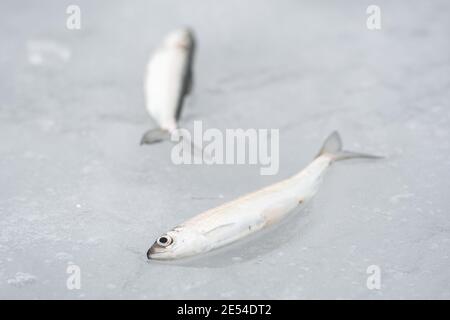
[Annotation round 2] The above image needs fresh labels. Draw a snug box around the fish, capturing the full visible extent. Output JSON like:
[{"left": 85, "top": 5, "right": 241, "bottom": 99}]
[
  {"left": 147, "top": 131, "right": 382, "bottom": 260},
  {"left": 140, "top": 28, "right": 196, "bottom": 145}
]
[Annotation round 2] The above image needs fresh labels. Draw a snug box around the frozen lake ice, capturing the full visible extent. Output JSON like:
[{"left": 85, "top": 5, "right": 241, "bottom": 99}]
[{"left": 0, "top": 0, "right": 449, "bottom": 299}]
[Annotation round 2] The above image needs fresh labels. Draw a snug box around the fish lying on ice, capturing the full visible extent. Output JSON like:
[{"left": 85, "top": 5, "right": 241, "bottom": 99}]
[
  {"left": 140, "top": 28, "right": 195, "bottom": 145},
  {"left": 147, "top": 131, "right": 381, "bottom": 260}
]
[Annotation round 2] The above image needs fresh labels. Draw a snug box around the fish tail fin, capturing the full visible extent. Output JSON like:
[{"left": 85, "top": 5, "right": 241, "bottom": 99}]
[
  {"left": 176, "top": 132, "right": 212, "bottom": 161},
  {"left": 140, "top": 128, "right": 170, "bottom": 145},
  {"left": 316, "top": 131, "right": 383, "bottom": 161}
]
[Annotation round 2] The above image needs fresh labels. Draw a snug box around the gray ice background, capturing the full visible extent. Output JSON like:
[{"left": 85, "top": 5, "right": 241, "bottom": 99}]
[{"left": 1, "top": 0, "right": 449, "bottom": 299}]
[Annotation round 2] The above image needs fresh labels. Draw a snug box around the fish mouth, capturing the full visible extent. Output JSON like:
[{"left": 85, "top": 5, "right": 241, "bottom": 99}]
[
  {"left": 147, "top": 244, "right": 168, "bottom": 260},
  {"left": 147, "top": 250, "right": 171, "bottom": 261},
  {"left": 146, "top": 247, "right": 154, "bottom": 260},
  {"left": 147, "top": 246, "right": 160, "bottom": 260}
]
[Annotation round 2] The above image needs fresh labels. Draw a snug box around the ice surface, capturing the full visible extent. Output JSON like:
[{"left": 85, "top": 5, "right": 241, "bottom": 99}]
[{"left": 0, "top": 0, "right": 449, "bottom": 299}]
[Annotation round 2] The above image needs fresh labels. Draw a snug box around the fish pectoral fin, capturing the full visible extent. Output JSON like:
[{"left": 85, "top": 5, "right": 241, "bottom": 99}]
[{"left": 203, "top": 222, "right": 236, "bottom": 236}]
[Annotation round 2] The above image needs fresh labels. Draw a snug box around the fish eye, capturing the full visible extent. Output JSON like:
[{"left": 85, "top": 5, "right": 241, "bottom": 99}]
[{"left": 157, "top": 235, "right": 173, "bottom": 247}]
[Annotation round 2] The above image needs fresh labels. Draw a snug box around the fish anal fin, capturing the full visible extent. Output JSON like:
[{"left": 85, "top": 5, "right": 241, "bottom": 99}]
[{"left": 262, "top": 205, "right": 290, "bottom": 227}]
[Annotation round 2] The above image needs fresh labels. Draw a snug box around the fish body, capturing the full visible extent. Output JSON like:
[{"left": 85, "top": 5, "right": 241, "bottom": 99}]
[
  {"left": 147, "top": 132, "right": 381, "bottom": 260},
  {"left": 141, "top": 28, "right": 195, "bottom": 144}
]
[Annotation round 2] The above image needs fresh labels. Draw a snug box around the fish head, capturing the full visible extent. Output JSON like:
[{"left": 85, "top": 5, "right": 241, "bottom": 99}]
[
  {"left": 147, "top": 226, "right": 207, "bottom": 260},
  {"left": 164, "top": 28, "right": 195, "bottom": 50}
]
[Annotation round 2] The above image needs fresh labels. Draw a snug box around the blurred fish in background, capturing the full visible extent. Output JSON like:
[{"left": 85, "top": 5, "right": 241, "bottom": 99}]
[{"left": 140, "top": 28, "right": 196, "bottom": 145}]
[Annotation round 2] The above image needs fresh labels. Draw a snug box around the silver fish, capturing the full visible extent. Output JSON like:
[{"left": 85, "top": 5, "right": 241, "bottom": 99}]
[
  {"left": 147, "top": 131, "right": 381, "bottom": 260},
  {"left": 141, "top": 28, "right": 195, "bottom": 145}
]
